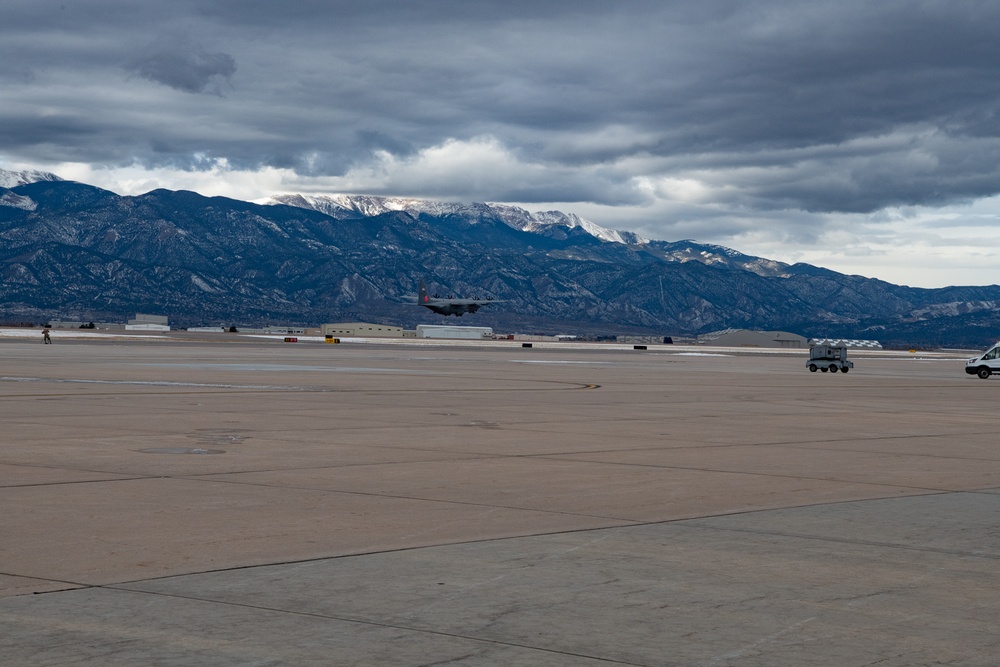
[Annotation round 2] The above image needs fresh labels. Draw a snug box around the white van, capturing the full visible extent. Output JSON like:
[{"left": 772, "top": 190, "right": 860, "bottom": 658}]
[{"left": 965, "top": 343, "right": 1000, "bottom": 379}]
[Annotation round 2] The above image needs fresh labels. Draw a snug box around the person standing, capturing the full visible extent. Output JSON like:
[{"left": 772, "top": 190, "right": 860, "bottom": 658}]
[{"left": 42, "top": 328, "right": 51, "bottom": 344}]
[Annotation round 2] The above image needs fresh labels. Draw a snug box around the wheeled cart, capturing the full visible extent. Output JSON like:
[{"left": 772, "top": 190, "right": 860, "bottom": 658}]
[{"left": 807, "top": 345, "right": 854, "bottom": 373}]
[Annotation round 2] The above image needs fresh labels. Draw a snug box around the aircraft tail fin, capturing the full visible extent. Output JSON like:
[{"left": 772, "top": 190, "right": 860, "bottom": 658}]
[{"left": 418, "top": 279, "right": 430, "bottom": 304}]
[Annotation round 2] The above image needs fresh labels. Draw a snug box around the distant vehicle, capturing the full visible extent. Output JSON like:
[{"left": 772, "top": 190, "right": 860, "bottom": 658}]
[
  {"left": 412, "top": 280, "right": 500, "bottom": 317},
  {"left": 965, "top": 343, "right": 1000, "bottom": 378},
  {"left": 807, "top": 345, "right": 853, "bottom": 373}
]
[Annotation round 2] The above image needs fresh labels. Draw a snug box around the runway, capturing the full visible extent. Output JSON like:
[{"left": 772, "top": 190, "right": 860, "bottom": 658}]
[{"left": 1, "top": 335, "right": 998, "bottom": 665}]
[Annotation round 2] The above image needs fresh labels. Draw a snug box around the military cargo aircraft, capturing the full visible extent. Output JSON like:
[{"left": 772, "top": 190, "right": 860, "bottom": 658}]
[{"left": 412, "top": 280, "right": 499, "bottom": 316}]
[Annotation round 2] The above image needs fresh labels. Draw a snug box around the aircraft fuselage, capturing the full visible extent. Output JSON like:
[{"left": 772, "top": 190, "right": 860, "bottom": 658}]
[{"left": 417, "top": 281, "right": 493, "bottom": 316}]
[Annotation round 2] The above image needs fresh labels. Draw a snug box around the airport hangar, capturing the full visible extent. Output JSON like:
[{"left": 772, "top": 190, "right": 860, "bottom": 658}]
[{"left": 696, "top": 329, "right": 808, "bottom": 348}]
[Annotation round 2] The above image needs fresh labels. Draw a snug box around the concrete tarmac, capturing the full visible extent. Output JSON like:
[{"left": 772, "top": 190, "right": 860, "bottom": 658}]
[{"left": 1, "top": 336, "right": 998, "bottom": 665}]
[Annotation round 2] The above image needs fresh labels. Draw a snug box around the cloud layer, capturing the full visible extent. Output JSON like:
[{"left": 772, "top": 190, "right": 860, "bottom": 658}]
[{"left": 3, "top": 1, "right": 1000, "bottom": 286}]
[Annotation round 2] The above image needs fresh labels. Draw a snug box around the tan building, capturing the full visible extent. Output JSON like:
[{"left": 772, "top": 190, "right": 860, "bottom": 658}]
[
  {"left": 320, "top": 322, "right": 414, "bottom": 338},
  {"left": 698, "top": 329, "right": 807, "bottom": 349}
]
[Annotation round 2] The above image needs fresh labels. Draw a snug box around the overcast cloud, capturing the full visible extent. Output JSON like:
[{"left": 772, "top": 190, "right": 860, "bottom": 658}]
[{"left": 3, "top": 0, "right": 1000, "bottom": 287}]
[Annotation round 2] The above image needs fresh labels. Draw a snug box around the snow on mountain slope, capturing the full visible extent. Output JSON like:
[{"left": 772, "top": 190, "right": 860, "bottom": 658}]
[
  {"left": 0, "top": 191, "right": 38, "bottom": 211},
  {"left": 0, "top": 169, "right": 64, "bottom": 188},
  {"left": 260, "top": 193, "right": 645, "bottom": 245},
  {"left": 528, "top": 210, "right": 645, "bottom": 244}
]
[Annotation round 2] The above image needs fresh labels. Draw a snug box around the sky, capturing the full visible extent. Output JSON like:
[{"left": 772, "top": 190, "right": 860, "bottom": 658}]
[{"left": 4, "top": 0, "right": 1000, "bottom": 288}]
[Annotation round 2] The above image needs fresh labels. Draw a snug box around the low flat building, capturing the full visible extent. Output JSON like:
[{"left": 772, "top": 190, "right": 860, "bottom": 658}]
[
  {"left": 129, "top": 313, "right": 168, "bottom": 326},
  {"left": 617, "top": 335, "right": 673, "bottom": 344},
  {"left": 504, "top": 334, "right": 559, "bottom": 342},
  {"left": 262, "top": 326, "right": 307, "bottom": 335},
  {"left": 698, "top": 329, "right": 808, "bottom": 349},
  {"left": 417, "top": 324, "right": 492, "bottom": 340},
  {"left": 50, "top": 320, "right": 125, "bottom": 330},
  {"left": 125, "top": 323, "right": 170, "bottom": 331},
  {"left": 126, "top": 313, "right": 169, "bottom": 331},
  {"left": 321, "top": 322, "right": 411, "bottom": 338}
]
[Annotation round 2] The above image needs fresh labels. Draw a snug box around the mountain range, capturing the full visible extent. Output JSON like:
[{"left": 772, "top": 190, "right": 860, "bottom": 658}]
[{"left": 2, "top": 169, "right": 999, "bottom": 348}]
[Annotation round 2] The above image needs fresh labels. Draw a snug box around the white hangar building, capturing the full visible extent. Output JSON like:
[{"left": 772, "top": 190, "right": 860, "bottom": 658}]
[{"left": 697, "top": 329, "right": 808, "bottom": 349}]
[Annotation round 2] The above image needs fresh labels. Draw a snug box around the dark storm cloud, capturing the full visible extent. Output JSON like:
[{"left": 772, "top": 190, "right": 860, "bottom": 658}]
[
  {"left": 5, "top": 0, "right": 1000, "bottom": 216},
  {"left": 125, "top": 39, "right": 237, "bottom": 95}
]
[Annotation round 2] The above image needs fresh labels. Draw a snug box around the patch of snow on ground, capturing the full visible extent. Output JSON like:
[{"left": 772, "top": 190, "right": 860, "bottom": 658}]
[{"left": 0, "top": 328, "right": 170, "bottom": 340}]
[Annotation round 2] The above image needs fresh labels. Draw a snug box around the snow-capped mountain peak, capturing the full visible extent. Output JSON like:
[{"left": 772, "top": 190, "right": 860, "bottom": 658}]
[
  {"left": 259, "top": 193, "right": 647, "bottom": 245},
  {"left": 0, "top": 168, "right": 64, "bottom": 188},
  {"left": 522, "top": 210, "right": 646, "bottom": 245}
]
